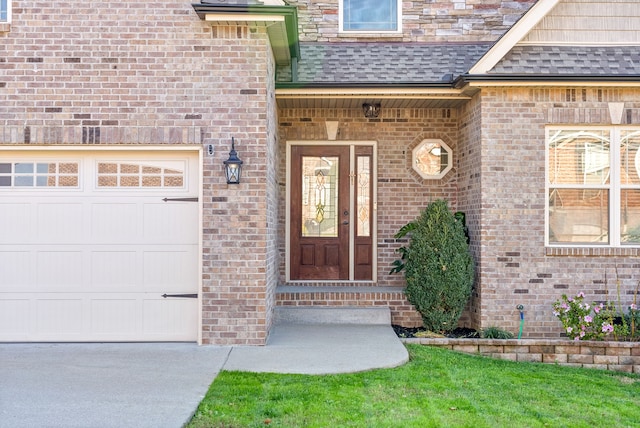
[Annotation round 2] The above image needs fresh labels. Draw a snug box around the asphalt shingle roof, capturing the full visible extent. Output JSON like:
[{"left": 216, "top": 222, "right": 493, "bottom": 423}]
[
  {"left": 490, "top": 45, "right": 640, "bottom": 75},
  {"left": 278, "top": 42, "right": 492, "bottom": 84}
]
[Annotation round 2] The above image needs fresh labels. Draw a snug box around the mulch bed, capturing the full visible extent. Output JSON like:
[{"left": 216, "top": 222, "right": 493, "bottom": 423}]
[{"left": 393, "top": 325, "right": 480, "bottom": 339}]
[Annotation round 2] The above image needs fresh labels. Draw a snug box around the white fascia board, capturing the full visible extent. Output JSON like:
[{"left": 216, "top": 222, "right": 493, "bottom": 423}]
[
  {"left": 466, "top": 80, "right": 640, "bottom": 88},
  {"left": 204, "top": 13, "right": 285, "bottom": 23},
  {"left": 469, "top": 0, "right": 561, "bottom": 74}
]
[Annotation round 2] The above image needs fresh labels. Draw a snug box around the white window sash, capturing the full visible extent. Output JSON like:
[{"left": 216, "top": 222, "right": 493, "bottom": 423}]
[
  {"left": 338, "top": 0, "right": 402, "bottom": 34},
  {"left": 546, "top": 126, "right": 640, "bottom": 248},
  {"left": 0, "top": 0, "right": 10, "bottom": 23}
]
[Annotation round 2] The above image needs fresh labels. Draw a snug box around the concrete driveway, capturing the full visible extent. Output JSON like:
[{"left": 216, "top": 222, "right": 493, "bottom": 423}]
[
  {"left": 0, "top": 343, "right": 231, "bottom": 428},
  {"left": 0, "top": 314, "right": 408, "bottom": 428}
]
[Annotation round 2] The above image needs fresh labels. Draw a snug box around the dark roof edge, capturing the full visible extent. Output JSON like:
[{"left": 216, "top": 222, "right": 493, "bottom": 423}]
[
  {"left": 191, "top": 3, "right": 300, "bottom": 60},
  {"left": 459, "top": 74, "right": 640, "bottom": 86},
  {"left": 276, "top": 81, "right": 456, "bottom": 90},
  {"left": 278, "top": 75, "right": 640, "bottom": 90}
]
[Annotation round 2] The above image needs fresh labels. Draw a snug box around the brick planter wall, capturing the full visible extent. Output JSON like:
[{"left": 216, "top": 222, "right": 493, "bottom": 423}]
[{"left": 402, "top": 338, "right": 640, "bottom": 374}]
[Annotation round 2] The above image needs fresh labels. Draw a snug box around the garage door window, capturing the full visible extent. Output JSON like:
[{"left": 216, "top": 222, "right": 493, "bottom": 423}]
[
  {"left": 0, "top": 162, "right": 79, "bottom": 187},
  {"left": 97, "top": 161, "right": 185, "bottom": 188}
]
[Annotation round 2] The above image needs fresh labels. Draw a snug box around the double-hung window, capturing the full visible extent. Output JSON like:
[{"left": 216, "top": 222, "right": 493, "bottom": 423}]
[
  {"left": 1, "top": 0, "right": 10, "bottom": 23},
  {"left": 547, "top": 127, "right": 640, "bottom": 246},
  {"left": 340, "top": 0, "right": 401, "bottom": 33}
]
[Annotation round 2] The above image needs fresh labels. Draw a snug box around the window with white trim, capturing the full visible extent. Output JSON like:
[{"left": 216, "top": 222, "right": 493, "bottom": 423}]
[
  {"left": 1, "top": 0, "right": 10, "bottom": 23},
  {"left": 0, "top": 161, "right": 79, "bottom": 188},
  {"left": 412, "top": 139, "right": 452, "bottom": 180},
  {"left": 339, "top": 0, "right": 401, "bottom": 33},
  {"left": 547, "top": 127, "right": 640, "bottom": 246},
  {"left": 96, "top": 161, "right": 185, "bottom": 188}
]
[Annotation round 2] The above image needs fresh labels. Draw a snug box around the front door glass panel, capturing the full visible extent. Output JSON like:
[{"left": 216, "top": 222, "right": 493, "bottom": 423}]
[{"left": 301, "top": 156, "right": 339, "bottom": 238}]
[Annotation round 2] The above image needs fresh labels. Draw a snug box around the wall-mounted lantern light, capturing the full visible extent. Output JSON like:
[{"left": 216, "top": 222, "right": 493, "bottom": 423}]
[
  {"left": 362, "top": 102, "right": 381, "bottom": 118},
  {"left": 223, "top": 137, "right": 243, "bottom": 184}
]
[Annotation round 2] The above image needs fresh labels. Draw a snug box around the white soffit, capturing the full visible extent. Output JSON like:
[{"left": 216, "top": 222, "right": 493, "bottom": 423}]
[
  {"left": 468, "top": 0, "right": 561, "bottom": 74},
  {"left": 204, "top": 14, "right": 290, "bottom": 65}
]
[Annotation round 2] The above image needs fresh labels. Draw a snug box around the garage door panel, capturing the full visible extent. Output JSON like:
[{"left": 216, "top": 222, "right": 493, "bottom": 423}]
[
  {"left": 143, "top": 248, "right": 198, "bottom": 292},
  {"left": 36, "top": 299, "right": 84, "bottom": 336},
  {"left": 0, "top": 203, "right": 32, "bottom": 243},
  {"left": 0, "top": 299, "right": 29, "bottom": 337},
  {"left": 90, "top": 251, "right": 139, "bottom": 290},
  {"left": 36, "top": 251, "right": 84, "bottom": 290},
  {"left": 91, "top": 203, "right": 140, "bottom": 243},
  {"left": 143, "top": 203, "right": 198, "bottom": 244},
  {"left": 143, "top": 298, "right": 198, "bottom": 339},
  {"left": 4, "top": 293, "right": 196, "bottom": 341},
  {"left": 37, "top": 203, "right": 84, "bottom": 243},
  {"left": 143, "top": 250, "right": 198, "bottom": 294},
  {"left": 91, "top": 299, "right": 139, "bottom": 336},
  {"left": 0, "top": 251, "right": 32, "bottom": 289},
  {"left": 0, "top": 150, "right": 199, "bottom": 342}
]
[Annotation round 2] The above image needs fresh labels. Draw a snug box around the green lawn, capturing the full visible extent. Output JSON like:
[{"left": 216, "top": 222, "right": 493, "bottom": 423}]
[{"left": 188, "top": 344, "right": 640, "bottom": 428}]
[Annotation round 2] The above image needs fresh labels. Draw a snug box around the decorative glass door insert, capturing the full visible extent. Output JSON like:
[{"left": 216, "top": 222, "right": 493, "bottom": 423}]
[{"left": 301, "top": 156, "right": 339, "bottom": 238}]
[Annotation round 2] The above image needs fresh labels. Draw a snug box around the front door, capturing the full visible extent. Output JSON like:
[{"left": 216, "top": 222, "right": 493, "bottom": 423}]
[{"left": 290, "top": 144, "right": 374, "bottom": 281}]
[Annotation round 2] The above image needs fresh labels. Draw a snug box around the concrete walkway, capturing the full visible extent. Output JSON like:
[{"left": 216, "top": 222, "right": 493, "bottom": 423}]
[
  {"left": 0, "top": 319, "right": 408, "bottom": 428},
  {"left": 225, "top": 323, "right": 407, "bottom": 375}
]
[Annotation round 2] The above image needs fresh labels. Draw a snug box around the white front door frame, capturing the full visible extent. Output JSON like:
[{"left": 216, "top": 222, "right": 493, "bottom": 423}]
[{"left": 285, "top": 140, "right": 378, "bottom": 282}]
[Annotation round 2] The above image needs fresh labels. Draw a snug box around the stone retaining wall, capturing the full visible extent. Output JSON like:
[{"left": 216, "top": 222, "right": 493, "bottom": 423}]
[{"left": 402, "top": 338, "right": 640, "bottom": 374}]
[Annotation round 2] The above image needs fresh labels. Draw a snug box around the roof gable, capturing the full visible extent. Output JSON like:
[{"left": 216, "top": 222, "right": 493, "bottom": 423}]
[
  {"left": 470, "top": 0, "right": 640, "bottom": 75},
  {"left": 469, "top": 0, "right": 561, "bottom": 74}
]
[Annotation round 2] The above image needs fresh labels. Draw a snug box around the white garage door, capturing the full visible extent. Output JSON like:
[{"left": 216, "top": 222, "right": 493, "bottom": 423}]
[{"left": 0, "top": 150, "right": 200, "bottom": 342}]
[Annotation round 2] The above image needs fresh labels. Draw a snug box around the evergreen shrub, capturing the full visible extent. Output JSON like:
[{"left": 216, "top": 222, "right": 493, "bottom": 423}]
[{"left": 397, "top": 200, "right": 474, "bottom": 333}]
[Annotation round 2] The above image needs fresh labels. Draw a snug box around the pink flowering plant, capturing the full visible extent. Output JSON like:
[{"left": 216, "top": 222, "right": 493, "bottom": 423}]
[{"left": 552, "top": 292, "right": 629, "bottom": 341}]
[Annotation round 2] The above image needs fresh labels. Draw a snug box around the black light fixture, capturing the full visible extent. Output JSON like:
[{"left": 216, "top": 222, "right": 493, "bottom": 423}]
[
  {"left": 223, "top": 137, "right": 243, "bottom": 184},
  {"left": 362, "top": 102, "right": 381, "bottom": 118}
]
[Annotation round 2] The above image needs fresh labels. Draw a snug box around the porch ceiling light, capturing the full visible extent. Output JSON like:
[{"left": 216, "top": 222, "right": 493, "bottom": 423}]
[
  {"left": 223, "top": 137, "right": 243, "bottom": 184},
  {"left": 362, "top": 103, "right": 381, "bottom": 118}
]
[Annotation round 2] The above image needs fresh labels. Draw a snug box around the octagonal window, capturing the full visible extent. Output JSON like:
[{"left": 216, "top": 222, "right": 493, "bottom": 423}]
[{"left": 412, "top": 139, "right": 452, "bottom": 179}]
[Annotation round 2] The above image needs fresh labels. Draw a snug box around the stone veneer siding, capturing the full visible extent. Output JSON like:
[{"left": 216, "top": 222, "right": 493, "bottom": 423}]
[
  {"left": 0, "top": 1, "right": 279, "bottom": 345},
  {"left": 288, "top": 0, "right": 536, "bottom": 43},
  {"left": 403, "top": 338, "right": 640, "bottom": 374},
  {"left": 475, "top": 86, "right": 640, "bottom": 338}
]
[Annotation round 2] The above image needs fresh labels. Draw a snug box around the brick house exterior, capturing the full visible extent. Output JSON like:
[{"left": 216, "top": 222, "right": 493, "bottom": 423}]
[{"left": 1, "top": 0, "right": 639, "bottom": 345}]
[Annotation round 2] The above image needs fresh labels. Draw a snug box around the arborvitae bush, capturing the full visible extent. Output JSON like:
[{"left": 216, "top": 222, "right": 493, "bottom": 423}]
[{"left": 402, "top": 200, "right": 474, "bottom": 332}]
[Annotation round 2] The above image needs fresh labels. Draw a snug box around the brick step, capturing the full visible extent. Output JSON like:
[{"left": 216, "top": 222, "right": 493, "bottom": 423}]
[{"left": 275, "top": 285, "right": 423, "bottom": 328}]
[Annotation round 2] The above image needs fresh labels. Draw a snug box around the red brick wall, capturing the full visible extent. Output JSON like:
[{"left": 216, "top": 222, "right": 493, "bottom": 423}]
[
  {"left": 477, "top": 86, "right": 640, "bottom": 338},
  {"left": 278, "top": 108, "right": 461, "bottom": 287},
  {"left": 458, "top": 93, "right": 483, "bottom": 329},
  {"left": 0, "top": 1, "right": 278, "bottom": 345}
]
